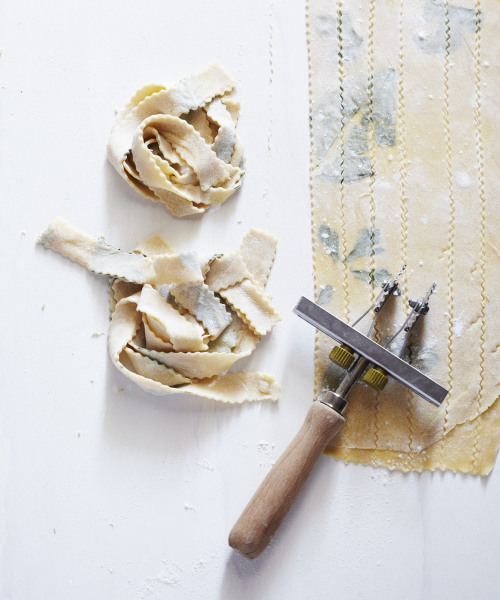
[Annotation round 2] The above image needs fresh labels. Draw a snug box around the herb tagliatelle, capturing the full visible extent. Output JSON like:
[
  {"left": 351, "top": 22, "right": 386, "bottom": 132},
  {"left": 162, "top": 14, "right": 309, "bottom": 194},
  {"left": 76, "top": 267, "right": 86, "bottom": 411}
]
[
  {"left": 107, "top": 63, "right": 245, "bottom": 217},
  {"left": 39, "top": 219, "right": 280, "bottom": 403}
]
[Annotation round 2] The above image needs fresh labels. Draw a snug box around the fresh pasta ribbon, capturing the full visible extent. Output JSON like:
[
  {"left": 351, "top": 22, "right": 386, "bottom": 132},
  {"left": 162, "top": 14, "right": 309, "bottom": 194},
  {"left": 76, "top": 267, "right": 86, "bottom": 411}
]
[
  {"left": 218, "top": 280, "right": 280, "bottom": 337},
  {"left": 107, "top": 64, "right": 244, "bottom": 217},
  {"left": 39, "top": 219, "right": 280, "bottom": 404},
  {"left": 206, "top": 229, "right": 281, "bottom": 336},
  {"left": 39, "top": 217, "right": 157, "bottom": 283}
]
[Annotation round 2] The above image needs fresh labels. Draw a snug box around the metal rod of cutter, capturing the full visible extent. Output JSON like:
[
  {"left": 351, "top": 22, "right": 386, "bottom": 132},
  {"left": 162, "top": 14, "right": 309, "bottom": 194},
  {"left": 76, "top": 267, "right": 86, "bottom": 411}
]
[
  {"left": 294, "top": 297, "right": 448, "bottom": 406},
  {"left": 335, "top": 356, "right": 369, "bottom": 398}
]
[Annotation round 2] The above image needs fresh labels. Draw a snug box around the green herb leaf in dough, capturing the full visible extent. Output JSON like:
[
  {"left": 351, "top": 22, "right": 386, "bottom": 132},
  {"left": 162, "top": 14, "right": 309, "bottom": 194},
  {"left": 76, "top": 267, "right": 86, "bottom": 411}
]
[
  {"left": 314, "top": 12, "right": 363, "bottom": 62},
  {"left": 315, "top": 67, "right": 396, "bottom": 183},
  {"left": 414, "top": 0, "right": 481, "bottom": 55},
  {"left": 317, "top": 285, "right": 333, "bottom": 306},
  {"left": 318, "top": 225, "right": 340, "bottom": 261},
  {"left": 345, "top": 228, "right": 384, "bottom": 262},
  {"left": 350, "top": 267, "right": 392, "bottom": 286},
  {"left": 372, "top": 68, "right": 397, "bottom": 147},
  {"left": 404, "top": 342, "right": 440, "bottom": 373}
]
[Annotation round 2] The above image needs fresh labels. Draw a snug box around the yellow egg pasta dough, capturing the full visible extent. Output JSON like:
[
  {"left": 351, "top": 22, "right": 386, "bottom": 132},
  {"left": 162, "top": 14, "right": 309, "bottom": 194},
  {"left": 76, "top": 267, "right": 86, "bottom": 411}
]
[{"left": 307, "top": 0, "right": 500, "bottom": 474}]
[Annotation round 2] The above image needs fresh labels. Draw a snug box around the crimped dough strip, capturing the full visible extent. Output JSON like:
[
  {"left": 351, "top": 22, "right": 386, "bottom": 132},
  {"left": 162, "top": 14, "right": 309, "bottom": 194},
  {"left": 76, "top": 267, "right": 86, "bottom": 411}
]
[
  {"left": 205, "top": 229, "right": 281, "bottom": 336},
  {"left": 108, "top": 64, "right": 244, "bottom": 217},
  {"left": 39, "top": 219, "right": 280, "bottom": 404}
]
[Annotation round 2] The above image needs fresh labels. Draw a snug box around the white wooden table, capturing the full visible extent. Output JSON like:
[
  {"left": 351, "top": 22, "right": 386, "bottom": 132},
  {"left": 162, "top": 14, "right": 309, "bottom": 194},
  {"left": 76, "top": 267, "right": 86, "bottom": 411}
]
[{"left": 1, "top": 0, "right": 499, "bottom": 597}]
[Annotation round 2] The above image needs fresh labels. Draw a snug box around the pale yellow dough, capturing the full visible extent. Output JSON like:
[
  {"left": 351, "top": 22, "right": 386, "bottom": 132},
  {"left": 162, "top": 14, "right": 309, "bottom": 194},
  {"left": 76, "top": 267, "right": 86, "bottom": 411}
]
[
  {"left": 108, "top": 64, "right": 244, "bottom": 217},
  {"left": 40, "top": 219, "right": 280, "bottom": 404},
  {"left": 307, "top": 0, "right": 500, "bottom": 473}
]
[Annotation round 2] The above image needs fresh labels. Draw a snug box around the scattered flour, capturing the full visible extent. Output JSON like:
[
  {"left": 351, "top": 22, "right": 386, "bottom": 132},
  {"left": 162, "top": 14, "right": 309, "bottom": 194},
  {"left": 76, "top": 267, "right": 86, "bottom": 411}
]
[{"left": 455, "top": 171, "right": 471, "bottom": 188}]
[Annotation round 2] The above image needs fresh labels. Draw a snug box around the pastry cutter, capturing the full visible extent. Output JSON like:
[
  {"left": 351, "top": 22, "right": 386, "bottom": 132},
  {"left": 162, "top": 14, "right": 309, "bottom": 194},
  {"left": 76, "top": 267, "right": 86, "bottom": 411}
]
[{"left": 228, "top": 268, "right": 448, "bottom": 558}]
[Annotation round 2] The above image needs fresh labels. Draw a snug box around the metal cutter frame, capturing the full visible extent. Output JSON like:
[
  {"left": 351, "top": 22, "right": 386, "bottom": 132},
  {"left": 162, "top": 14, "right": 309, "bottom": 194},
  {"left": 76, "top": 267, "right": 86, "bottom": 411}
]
[{"left": 294, "top": 294, "right": 447, "bottom": 409}]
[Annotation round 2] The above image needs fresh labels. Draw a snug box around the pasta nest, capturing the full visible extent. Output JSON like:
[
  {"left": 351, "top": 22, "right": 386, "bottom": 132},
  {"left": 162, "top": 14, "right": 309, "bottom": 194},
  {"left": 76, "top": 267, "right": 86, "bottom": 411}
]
[{"left": 107, "top": 64, "right": 244, "bottom": 217}]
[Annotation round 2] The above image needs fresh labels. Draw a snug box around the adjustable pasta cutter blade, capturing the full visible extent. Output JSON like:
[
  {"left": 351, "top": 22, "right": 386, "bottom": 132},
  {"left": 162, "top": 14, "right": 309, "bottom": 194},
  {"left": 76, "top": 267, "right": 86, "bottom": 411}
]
[
  {"left": 229, "top": 271, "right": 449, "bottom": 560},
  {"left": 293, "top": 295, "right": 447, "bottom": 407}
]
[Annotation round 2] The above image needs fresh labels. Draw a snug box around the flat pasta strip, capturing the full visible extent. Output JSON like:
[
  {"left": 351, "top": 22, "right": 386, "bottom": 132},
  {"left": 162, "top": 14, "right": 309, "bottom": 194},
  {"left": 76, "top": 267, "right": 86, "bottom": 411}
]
[
  {"left": 151, "top": 253, "right": 203, "bottom": 285},
  {"left": 219, "top": 279, "right": 281, "bottom": 336},
  {"left": 137, "top": 284, "right": 207, "bottom": 352},
  {"left": 111, "top": 279, "right": 142, "bottom": 304},
  {"left": 143, "top": 315, "right": 174, "bottom": 352},
  {"left": 204, "top": 252, "right": 250, "bottom": 292},
  {"left": 40, "top": 220, "right": 280, "bottom": 404},
  {"left": 239, "top": 229, "right": 278, "bottom": 288},
  {"left": 130, "top": 344, "right": 249, "bottom": 380},
  {"left": 39, "top": 218, "right": 203, "bottom": 286},
  {"left": 108, "top": 63, "right": 244, "bottom": 217},
  {"left": 121, "top": 346, "right": 190, "bottom": 387},
  {"left": 132, "top": 115, "right": 239, "bottom": 193},
  {"left": 186, "top": 373, "right": 280, "bottom": 404},
  {"left": 205, "top": 96, "right": 238, "bottom": 163},
  {"left": 39, "top": 218, "right": 156, "bottom": 283},
  {"left": 169, "top": 282, "right": 232, "bottom": 339}
]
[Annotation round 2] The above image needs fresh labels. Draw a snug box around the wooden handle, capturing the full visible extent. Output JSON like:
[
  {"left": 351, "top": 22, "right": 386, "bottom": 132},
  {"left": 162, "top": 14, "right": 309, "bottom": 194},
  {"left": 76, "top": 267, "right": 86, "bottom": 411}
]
[{"left": 228, "top": 401, "right": 345, "bottom": 559}]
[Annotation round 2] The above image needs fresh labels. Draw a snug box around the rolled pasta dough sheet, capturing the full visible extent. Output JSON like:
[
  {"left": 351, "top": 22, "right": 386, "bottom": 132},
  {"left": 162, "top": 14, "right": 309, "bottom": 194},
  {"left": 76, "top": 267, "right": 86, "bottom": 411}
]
[{"left": 307, "top": 0, "right": 500, "bottom": 474}]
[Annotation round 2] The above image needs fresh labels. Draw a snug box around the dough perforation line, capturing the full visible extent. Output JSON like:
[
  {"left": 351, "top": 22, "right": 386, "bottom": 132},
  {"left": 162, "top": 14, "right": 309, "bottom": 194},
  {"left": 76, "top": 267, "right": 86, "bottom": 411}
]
[
  {"left": 396, "top": 1, "right": 416, "bottom": 466},
  {"left": 472, "top": 0, "right": 485, "bottom": 469}
]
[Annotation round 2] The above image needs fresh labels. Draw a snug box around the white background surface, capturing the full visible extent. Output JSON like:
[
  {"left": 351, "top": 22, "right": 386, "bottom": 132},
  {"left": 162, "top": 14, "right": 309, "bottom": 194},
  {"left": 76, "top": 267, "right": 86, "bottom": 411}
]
[{"left": 1, "top": 1, "right": 499, "bottom": 598}]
